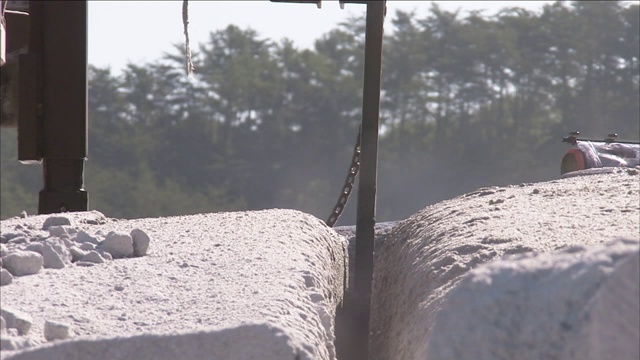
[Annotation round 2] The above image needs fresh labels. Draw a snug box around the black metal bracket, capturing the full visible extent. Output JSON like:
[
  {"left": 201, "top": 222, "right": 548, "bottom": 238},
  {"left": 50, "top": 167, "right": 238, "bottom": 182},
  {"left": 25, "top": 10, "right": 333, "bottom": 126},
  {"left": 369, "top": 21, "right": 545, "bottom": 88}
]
[
  {"left": 562, "top": 131, "right": 640, "bottom": 145},
  {"left": 16, "top": 1, "right": 89, "bottom": 214},
  {"left": 268, "top": 2, "right": 386, "bottom": 359},
  {"left": 269, "top": 0, "right": 321, "bottom": 9}
]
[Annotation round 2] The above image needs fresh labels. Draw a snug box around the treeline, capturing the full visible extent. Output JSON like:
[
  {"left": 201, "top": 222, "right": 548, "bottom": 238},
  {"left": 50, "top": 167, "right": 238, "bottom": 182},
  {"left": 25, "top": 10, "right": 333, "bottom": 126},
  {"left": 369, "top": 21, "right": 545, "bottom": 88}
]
[{"left": 1, "top": 1, "right": 638, "bottom": 223}]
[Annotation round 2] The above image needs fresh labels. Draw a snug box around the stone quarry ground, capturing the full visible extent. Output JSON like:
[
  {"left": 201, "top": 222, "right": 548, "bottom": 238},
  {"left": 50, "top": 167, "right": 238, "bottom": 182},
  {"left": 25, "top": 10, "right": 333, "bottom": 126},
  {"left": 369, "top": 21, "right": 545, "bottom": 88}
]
[{"left": 0, "top": 167, "right": 638, "bottom": 360}]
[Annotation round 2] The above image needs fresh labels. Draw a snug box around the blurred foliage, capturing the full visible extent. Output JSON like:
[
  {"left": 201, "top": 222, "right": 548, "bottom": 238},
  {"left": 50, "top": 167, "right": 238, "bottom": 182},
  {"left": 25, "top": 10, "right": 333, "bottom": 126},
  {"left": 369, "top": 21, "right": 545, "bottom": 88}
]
[{"left": 1, "top": 1, "right": 638, "bottom": 223}]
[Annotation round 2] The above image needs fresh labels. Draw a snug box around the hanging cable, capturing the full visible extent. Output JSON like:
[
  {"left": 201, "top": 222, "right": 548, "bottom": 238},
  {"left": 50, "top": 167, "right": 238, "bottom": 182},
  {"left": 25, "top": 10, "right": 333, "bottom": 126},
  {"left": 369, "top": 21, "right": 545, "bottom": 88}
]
[{"left": 182, "top": 0, "right": 195, "bottom": 77}]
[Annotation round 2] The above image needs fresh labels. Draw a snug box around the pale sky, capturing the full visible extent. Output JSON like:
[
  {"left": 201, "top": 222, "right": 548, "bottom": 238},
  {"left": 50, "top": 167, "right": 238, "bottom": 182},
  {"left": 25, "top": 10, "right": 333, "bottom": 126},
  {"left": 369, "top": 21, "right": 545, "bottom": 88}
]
[{"left": 88, "top": 1, "right": 565, "bottom": 73}]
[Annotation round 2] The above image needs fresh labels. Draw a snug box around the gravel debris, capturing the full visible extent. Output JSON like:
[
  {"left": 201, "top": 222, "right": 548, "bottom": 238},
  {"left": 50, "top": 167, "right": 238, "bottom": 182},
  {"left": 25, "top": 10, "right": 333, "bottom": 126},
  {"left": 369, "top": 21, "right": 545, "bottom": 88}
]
[
  {"left": 97, "top": 231, "right": 133, "bottom": 259},
  {"left": 74, "top": 231, "right": 100, "bottom": 245},
  {"left": 0, "top": 212, "right": 151, "bottom": 287},
  {"left": 43, "top": 321, "right": 72, "bottom": 341},
  {"left": 80, "top": 251, "right": 106, "bottom": 264},
  {"left": 2, "top": 251, "right": 43, "bottom": 277},
  {"left": 41, "top": 239, "right": 72, "bottom": 269},
  {"left": 0, "top": 336, "right": 40, "bottom": 351},
  {"left": 130, "top": 228, "right": 150, "bottom": 257},
  {"left": 1, "top": 308, "right": 32, "bottom": 336},
  {"left": 41, "top": 216, "right": 72, "bottom": 230},
  {"left": 0, "top": 269, "right": 13, "bottom": 286}
]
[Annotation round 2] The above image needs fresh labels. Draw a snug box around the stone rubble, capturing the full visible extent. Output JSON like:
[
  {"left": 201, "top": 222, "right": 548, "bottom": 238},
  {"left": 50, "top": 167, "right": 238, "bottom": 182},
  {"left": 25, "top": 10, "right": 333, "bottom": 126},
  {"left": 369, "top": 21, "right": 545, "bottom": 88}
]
[
  {"left": 40, "top": 217, "right": 71, "bottom": 230},
  {"left": 130, "top": 228, "right": 150, "bottom": 257},
  {"left": 1, "top": 212, "right": 151, "bottom": 280},
  {"left": 0, "top": 308, "right": 32, "bottom": 336},
  {"left": 0, "top": 212, "right": 152, "bottom": 350},
  {"left": 0, "top": 269, "right": 12, "bottom": 286},
  {"left": 2, "top": 251, "right": 43, "bottom": 277},
  {"left": 43, "top": 321, "right": 72, "bottom": 342},
  {"left": 97, "top": 231, "right": 133, "bottom": 259},
  {"left": 0, "top": 209, "right": 345, "bottom": 360}
]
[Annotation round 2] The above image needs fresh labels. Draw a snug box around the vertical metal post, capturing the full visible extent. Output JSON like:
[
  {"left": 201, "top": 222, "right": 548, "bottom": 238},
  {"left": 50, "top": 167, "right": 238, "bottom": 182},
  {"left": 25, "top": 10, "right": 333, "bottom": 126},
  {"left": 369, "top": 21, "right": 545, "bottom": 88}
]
[
  {"left": 24, "top": 1, "right": 88, "bottom": 214},
  {"left": 353, "top": 1, "right": 385, "bottom": 359}
]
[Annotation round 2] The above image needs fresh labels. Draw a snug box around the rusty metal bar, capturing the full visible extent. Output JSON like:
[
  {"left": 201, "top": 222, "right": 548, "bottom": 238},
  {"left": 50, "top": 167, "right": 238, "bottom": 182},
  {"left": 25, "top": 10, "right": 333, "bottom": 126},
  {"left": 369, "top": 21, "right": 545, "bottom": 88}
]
[
  {"left": 24, "top": 1, "right": 88, "bottom": 214},
  {"left": 353, "top": 1, "right": 385, "bottom": 359},
  {"left": 17, "top": 0, "right": 40, "bottom": 158}
]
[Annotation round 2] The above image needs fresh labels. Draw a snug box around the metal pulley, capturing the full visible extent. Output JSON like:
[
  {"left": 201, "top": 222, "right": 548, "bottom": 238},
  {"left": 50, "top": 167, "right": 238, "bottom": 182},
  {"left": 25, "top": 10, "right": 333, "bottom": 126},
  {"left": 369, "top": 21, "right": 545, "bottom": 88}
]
[{"left": 561, "top": 131, "right": 640, "bottom": 175}]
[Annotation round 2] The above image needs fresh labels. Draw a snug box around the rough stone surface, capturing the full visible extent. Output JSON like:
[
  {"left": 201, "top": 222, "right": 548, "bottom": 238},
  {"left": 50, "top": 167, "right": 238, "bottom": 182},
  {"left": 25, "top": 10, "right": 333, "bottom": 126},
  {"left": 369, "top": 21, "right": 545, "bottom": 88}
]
[
  {"left": 43, "top": 321, "right": 72, "bottom": 342},
  {"left": 40, "top": 239, "right": 71, "bottom": 269},
  {"left": 74, "top": 262, "right": 96, "bottom": 267},
  {"left": 0, "top": 308, "right": 32, "bottom": 336},
  {"left": 59, "top": 238, "right": 74, "bottom": 249},
  {"left": 41, "top": 217, "right": 71, "bottom": 230},
  {"left": 426, "top": 238, "right": 640, "bottom": 360},
  {"left": 0, "top": 269, "right": 13, "bottom": 286},
  {"left": 97, "top": 231, "right": 133, "bottom": 259},
  {"left": 67, "top": 246, "right": 87, "bottom": 263},
  {"left": 47, "top": 226, "right": 67, "bottom": 238},
  {"left": 2, "top": 251, "right": 43, "bottom": 277},
  {"left": 23, "top": 243, "right": 43, "bottom": 255},
  {"left": 95, "top": 250, "right": 112, "bottom": 261},
  {"left": 0, "top": 337, "right": 40, "bottom": 352},
  {"left": 0, "top": 233, "right": 20, "bottom": 243},
  {"left": 2, "top": 323, "right": 310, "bottom": 360},
  {"left": 370, "top": 169, "right": 640, "bottom": 360},
  {"left": 74, "top": 231, "right": 100, "bottom": 245},
  {"left": 130, "top": 229, "right": 150, "bottom": 257},
  {"left": 64, "top": 227, "right": 78, "bottom": 235},
  {"left": 0, "top": 244, "right": 7, "bottom": 257},
  {"left": 0, "top": 209, "right": 347, "bottom": 360},
  {"left": 78, "top": 242, "right": 96, "bottom": 251},
  {"left": 79, "top": 251, "right": 105, "bottom": 264},
  {"left": 7, "top": 238, "right": 26, "bottom": 245}
]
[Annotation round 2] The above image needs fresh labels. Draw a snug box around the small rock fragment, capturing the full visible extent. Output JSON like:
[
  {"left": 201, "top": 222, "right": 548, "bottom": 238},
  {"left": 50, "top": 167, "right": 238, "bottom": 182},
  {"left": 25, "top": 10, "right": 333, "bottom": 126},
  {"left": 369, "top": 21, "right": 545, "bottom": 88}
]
[
  {"left": 41, "top": 239, "right": 72, "bottom": 269},
  {"left": 60, "top": 237, "right": 75, "bottom": 248},
  {"left": 1, "top": 307, "right": 33, "bottom": 335},
  {"left": 131, "top": 228, "right": 150, "bottom": 256},
  {"left": 74, "top": 230, "right": 101, "bottom": 245},
  {"left": 44, "top": 320, "right": 72, "bottom": 341},
  {"left": 80, "top": 251, "right": 106, "bottom": 264},
  {"left": 74, "top": 261, "right": 96, "bottom": 267},
  {"left": 20, "top": 211, "right": 28, "bottom": 218},
  {"left": 48, "top": 225, "right": 68, "bottom": 238},
  {"left": 98, "top": 231, "right": 133, "bottom": 259},
  {"left": 84, "top": 211, "right": 107, "bottom": 225},
  {"left": 79, "top": 242, "right": 96, "bottom": 251},
  {"left": 42, "top": 216, "right": 72, "bottom": 230},
  {"left": 96, "top": 249, "right": 113, "bottom": 261},
  {"left": 1, "top": 233, "right": 21, "bottom": 242},
  {"left": 0, "top": 336, "right": 40, "bottom": 351},
  {"left": 3, "top": 251, "right": 43, "bottom": 276},
  {"left": 24, "top": 242, "right": 44, "bottom": 254},
  {"left": 8, "top": 236, "right": 28, "bottom": 245},
  {"left": 0, "top": 269, "right": 13, "bottom": 286},
  {"left": 68, "top": 246, "right": 88, "bottom": 262}
]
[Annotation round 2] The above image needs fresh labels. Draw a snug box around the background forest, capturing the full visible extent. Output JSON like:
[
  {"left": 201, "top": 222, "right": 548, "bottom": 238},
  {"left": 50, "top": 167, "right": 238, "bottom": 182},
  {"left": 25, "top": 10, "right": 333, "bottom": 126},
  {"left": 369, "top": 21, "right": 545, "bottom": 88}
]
[{"left": 1, "top": 1, "right": 639, "bottom": 224}]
